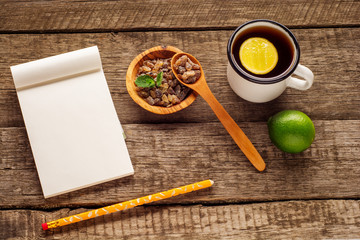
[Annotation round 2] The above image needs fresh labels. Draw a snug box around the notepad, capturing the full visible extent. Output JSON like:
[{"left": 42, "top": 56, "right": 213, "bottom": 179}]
[{"left": 11, "top": 46, "right": 134, "bottom": 198}]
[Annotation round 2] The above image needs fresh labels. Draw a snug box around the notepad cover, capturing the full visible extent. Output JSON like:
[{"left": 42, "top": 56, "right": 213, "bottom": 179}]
[{"left": 11, "top": 46, "right": 134, "bottom": 198}]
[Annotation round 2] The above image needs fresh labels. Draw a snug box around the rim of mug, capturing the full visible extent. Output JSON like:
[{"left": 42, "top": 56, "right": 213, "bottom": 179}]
[{"left": 227, "top": 19, "right": 300, "bottom": 84}]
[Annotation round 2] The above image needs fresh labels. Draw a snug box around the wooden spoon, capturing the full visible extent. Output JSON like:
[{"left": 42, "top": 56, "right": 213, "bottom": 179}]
[{"left": 171, "top": 52, "right": 266, "bottom": 171}]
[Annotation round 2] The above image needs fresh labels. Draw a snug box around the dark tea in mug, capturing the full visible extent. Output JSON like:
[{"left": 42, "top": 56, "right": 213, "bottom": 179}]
[{"left": 231, "top": 25, "right": 295, "bottom": 78}]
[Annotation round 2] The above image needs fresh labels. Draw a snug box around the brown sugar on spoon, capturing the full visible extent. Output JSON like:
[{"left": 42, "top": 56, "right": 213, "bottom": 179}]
[{"left": 173, "top": 55, "right": 201, "bottom": 84}]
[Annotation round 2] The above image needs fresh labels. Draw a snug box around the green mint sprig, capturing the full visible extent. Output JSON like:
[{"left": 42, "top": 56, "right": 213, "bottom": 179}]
[
  {"left": 156, "top": 71, "right": 163, "bottom": 87},
  {"left": 135, "top": 72, "right": 163, "bottom": 88}
]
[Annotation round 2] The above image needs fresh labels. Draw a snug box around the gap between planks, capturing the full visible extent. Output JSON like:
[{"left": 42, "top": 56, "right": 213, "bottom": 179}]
[
  {"left": 1, "top": 24, "right": 360, "bottom": 35},
  {"left": 2, "top": 197, "right": 360, "bottom": 212}
]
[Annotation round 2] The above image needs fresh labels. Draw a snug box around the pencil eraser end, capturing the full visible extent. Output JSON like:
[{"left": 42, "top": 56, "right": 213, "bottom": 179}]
[{"left": 42, "top": 223, "right": 48, "bottom": 230}]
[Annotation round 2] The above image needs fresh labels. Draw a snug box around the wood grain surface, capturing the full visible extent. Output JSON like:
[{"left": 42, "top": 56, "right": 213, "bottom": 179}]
[
  {"left": 1, "top": 120, "right": 359, "bottom": 208},
  {"left": 1, "top": 200, "right": 359, "bottom": 239},
  {"left": 1, "top": 28, "right": 359, "bottom": 128},
  {"left": 0, "top": 0, "right": 359, "bottom": 32},
  {"left": 1, "top": 0, "right": 360, "bottom": 239}
]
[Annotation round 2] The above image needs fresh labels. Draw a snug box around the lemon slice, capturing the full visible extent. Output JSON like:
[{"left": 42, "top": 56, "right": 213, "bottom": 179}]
[{"left": 239, "top": 37, "right": 278, "bottom": 75}]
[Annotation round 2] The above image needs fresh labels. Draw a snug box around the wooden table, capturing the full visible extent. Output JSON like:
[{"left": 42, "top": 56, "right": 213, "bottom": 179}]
[{"left": 1, "top": 1, "right": 360, "bottom": 239}]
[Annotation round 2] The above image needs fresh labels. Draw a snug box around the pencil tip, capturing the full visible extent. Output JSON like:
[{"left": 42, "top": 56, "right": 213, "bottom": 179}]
[
  {"left": 209, "top": 180, "right": 214, "bottom": 185},
  {"left": 42, "top": 223, "right": 48, "bottom": 230}
]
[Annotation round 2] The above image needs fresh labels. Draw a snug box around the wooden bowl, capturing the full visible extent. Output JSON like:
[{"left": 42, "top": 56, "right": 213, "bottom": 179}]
[{"left": 126, "top": 46, "right": 197, "bottom": 114}]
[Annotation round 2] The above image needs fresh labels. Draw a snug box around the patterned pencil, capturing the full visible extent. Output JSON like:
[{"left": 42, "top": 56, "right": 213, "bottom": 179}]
[{"left": 42, "top": 179, "right": 214, "bottom": 230}]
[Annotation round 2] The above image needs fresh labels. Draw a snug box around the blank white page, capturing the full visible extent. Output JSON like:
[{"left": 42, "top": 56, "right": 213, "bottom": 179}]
[{"left": 11, "top": 46, "right": 134, "bottom": 198}]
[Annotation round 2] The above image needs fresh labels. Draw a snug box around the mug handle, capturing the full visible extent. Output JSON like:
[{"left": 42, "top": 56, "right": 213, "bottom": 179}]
[{"left": 286, "top": 64, "right": 314, "bottom": 90}]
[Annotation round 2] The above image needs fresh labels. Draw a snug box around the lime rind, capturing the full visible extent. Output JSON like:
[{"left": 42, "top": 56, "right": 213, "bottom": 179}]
[{"left": 267, "top": 110, "right": 315, "bottom": 153}]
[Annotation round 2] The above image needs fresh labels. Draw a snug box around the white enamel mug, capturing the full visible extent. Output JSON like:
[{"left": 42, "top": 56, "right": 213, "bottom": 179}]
[{"left": 227, "top": 20, "right": 314, "bottom": 103}]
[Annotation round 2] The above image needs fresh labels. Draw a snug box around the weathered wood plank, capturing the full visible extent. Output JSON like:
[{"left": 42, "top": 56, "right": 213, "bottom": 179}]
[
  {"left": 0, "top": 0, "right": 359, "bottom": 32},
  {"left": 1, "top": 120, "right": 359, "bottom": 208},
  {"left": 1, "top": 28, "right": 359, "bottom": 127},
  {"left": 1, "top": 200, "right": 359, "bottom": 239}
]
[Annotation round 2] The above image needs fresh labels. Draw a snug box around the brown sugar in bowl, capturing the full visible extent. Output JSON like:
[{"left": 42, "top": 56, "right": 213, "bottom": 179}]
[{"left": 126, "top": 46, "right": 198, "bottom": 114}]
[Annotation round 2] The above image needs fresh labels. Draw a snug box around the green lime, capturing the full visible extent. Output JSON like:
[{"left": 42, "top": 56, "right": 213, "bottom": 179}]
[{"left": 267, "top": 110, "right": 315, "bottom": 153}]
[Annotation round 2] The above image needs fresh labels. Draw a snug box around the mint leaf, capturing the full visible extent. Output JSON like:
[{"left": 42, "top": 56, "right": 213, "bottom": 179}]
[
  {"left": 156, "top": 71, "right": 163, "bottom": 87},
  {"left": 135, "top": 75, "right": 155, "bottom": 88}
]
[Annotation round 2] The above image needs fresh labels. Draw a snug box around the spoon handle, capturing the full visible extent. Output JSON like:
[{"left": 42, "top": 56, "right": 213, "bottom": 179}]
[{"left": 197, "top": 84, "right": 266, "bottom": 171}]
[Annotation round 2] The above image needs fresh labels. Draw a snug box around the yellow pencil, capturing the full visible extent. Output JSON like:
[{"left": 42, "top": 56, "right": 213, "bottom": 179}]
[{"left": 42, "top": 179, "right": 214, "bottom": 230}]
